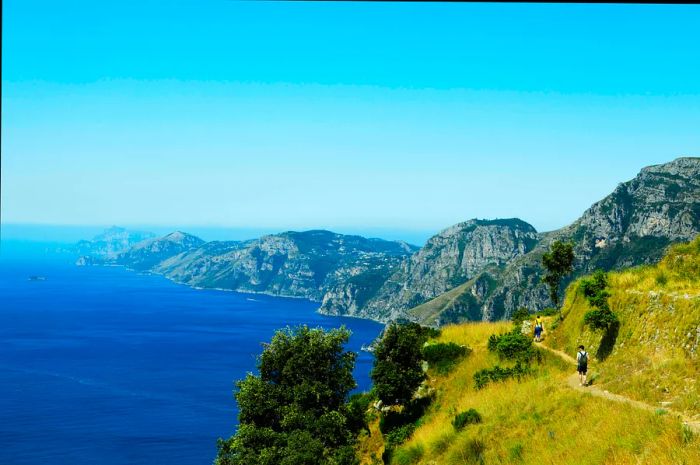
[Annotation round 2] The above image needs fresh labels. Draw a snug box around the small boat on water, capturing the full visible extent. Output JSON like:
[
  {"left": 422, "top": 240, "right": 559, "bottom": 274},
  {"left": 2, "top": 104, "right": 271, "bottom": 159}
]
[{"left": 28, "top": 276, "right": 47, "bottom": 281}]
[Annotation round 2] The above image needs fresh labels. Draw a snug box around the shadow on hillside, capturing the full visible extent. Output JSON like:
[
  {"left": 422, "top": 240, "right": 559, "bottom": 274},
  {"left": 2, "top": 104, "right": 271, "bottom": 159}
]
[{"left": 596, "top": 321, "right": 620, "bottom": 361}]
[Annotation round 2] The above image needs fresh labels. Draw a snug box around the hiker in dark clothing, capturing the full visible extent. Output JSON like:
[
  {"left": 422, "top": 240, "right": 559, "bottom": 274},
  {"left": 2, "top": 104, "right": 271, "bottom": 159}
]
[{"left": 577, "top": 345, "right": 588, "bottom": 386}]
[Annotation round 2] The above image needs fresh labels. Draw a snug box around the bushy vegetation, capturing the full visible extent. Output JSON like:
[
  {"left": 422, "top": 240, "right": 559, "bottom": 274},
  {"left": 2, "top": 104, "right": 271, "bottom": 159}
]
[
  {"left": 422, "top": 342, "right": 471, "bottom": 374},
  {"left": 580, "top": 270, "right": 619, "bottom": 331},
  {"left": 539, "top": 307, "right": 561, "bottom": 317},
  {"left": 541, "top": 240, "right": 575, "bottom": 308},
  {"left": 487, "top": 329, "right": 538, "bottom": 362},
  {"left": 546, "top": 236, "right": 700, "bottom": 416},
  {"left": 473, "top": 362, "right": 530, "bottom": 390},
  {"left": 510, "top": 307, "right": 530, "bottom": 325},
  {"left": 371, "top": 322, "right": 430, "bottom": 406},
  {"left": 371, "top": 322, "right": 441, "bottom": 463},
  {"left": 215, "top": 326, "right": 360, "bottom": 465},
  {"left": 379, "top": 396, "right": 433, "bottom": 464},
  {"left": 365, "top": 321, "right": 700, "bottom": 465},
  {"left": 581, "top": 269, "right": 611, "bottom": 309},
  {"left": 346, "top": 392, "right": 374, "bottom": 435},
  {"left": 583, "top": 308, "right": 619, "bottom": 331},
  {"left": 452, "top": 408, "right": 482, "bottom": 430}
]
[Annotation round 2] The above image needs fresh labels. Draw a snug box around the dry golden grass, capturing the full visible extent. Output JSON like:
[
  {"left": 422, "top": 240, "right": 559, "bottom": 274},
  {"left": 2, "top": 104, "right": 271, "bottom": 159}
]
[
  {"left": 384, "top": 320, "right": 700, "bottom": 465},
  {"left": 548, "top": 237, "right": 700, "bottom": 418},
  {"left": 358, "top": 238, "right": 700, "bottom": 464}
]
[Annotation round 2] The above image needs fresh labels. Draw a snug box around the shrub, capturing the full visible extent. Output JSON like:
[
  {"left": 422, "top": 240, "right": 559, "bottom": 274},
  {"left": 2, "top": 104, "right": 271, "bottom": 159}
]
[
  {"left": 392, "top": 444, "right": 424, "bottom": 465},
  {"left": 448, "top": 439, "right": 486, "bottom": 465},
  {"left": 580, "top": 270, "right": 620, "bottom": 332},
  {"left": 452, "top": 408, "right": 482, "bottom": 430},
  {"left": 580, "top": 270, "right": 611, "bottom": 311},
  {"left": 422, "top": 342, "right": 471, "bottom": 374},
  {"left": 487, "top": 330, "right": 537, "bottom": 361},
  {"left": 346, "top": 392, "right": 373, "bottom": 434},
  {"left": 584, "top": 308, "right": 619, "bottom": 330},
  {"left": 655, "top": 271, "right": 669, "bottom": 286},
  {"left": 384, "top": 423, "right": 416, "bottom": 448},
  {"left": 539, "top": 307, "right": 559, "bottom": 317},
  {"left": 379, "top": 396, "right": 432, "bottom": 435},
  {"left": 473, "top": 362, "right": 530, "bottom": 390},
  {"left": 372, "top": 322, "right": 428, "bottom": 406},
  {"left": 510, "top": 307, "right": 530, "bottom": 325}
]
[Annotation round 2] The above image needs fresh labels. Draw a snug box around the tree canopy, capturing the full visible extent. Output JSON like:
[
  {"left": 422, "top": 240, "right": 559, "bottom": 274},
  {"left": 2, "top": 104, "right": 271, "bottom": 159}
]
[
  {"left": 371, "top": 322, "right": 428, "bottom": 406},
  {"left": 541, "top": 240, "right": 575, "bottom": 307},
  {"left": 215, "top": 326, "right": 360, "bottom": 465}
]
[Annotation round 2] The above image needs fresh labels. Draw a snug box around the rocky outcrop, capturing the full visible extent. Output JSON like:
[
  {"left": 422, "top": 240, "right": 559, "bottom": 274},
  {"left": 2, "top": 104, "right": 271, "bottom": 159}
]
[
  {"left": 99, "top": 230, "right": 417, "bottom": 300},
  {"left": 409, "top": 157, "right": 700, "bottom": 325},
  {"left": 74, "top": 157, "right": 700, "bottom": 327},
  {"left": 75, "top": 226, "right": 154, "bottom": 265},
  {"left": 320, "top": 219, "right": 539, "bottom": 322},
  {"left": 112, "top": 231, "right": 206, "bottom": 271}
]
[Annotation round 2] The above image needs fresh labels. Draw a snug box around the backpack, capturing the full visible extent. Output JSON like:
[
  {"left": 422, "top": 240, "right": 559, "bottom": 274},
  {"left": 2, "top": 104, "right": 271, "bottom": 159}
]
[{"left": 579, "top": 351, "right": 588, "bottom": 365}]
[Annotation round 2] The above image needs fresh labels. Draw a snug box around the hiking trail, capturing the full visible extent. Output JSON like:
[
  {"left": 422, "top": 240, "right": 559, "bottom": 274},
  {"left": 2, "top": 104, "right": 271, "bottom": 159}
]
[{"left": 538, "top": 343, "right": 700, "bottom": 434}]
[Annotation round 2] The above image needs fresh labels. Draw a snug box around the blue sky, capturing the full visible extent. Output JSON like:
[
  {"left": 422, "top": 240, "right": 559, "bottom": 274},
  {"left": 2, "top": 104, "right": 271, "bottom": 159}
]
[{"left": 3, "top": 1, "right": 700, "bottom": 241}]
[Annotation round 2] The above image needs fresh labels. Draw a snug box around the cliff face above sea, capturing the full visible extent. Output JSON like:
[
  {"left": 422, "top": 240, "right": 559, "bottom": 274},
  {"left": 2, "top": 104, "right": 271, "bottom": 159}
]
[
  {"left": 80, "top": 229, "right": 418, "bottom": 301},
  {"left": 76, "top": 157, "right": 700, "bottom": 326},
  {"left": 406, "top": 157, "right": 700, "bottom": 325},
  {"left": 319, "top": 219, "right": 539, "bottom": 322},
  {"left": 153, "top": 230, "right": 418, "bottom": 300},
  {"left": 75, "top": 226, "right": 154, "bottom": 265}
]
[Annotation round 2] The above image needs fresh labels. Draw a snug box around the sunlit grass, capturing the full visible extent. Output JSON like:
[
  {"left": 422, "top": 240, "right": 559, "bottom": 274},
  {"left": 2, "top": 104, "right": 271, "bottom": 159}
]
[
  {"left": 357, "top": 237, "right": 700, "bottom": 464},
  {"left": 385, "top": 319, "right": 700, "bottom": 465},
  {"left": 548, "top": 236, "right": 700, "bottom": 418}
]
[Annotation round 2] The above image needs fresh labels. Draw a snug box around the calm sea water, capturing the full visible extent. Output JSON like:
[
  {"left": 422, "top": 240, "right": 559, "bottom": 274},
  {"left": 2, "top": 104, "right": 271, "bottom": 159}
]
[{"left": 0, "top": 243, "right": 383, "bottom": 465}]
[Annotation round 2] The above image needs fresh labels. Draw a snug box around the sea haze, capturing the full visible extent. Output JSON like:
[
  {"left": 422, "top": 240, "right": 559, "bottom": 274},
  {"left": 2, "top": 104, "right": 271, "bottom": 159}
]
[{"left": 0, "top": 242, "right": 383, "bottom": 465}]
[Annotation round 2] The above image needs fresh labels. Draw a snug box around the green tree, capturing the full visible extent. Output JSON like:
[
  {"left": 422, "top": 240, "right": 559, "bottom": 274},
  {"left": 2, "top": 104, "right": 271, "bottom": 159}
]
[
  {"left": 580, "top": 269, "right": 611, "bottom": 310},
  {"left": 541, "top": 241, "right": 575, "bottom": 310},
  {"left": 215, "top": 326, "right": 360, "bottom": 465},
  {"left": 581, "top": 270, "right": 619, "bottom": 331},
  {"left": 371, "top": 322, "right": 427, "bottom": 406}
]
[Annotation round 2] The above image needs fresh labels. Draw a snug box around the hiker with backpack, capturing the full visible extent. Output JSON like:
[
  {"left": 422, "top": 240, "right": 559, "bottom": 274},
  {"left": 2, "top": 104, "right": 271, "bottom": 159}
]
[
  {"left": 577, "top": 345, "right": 588, "bottom": 386},
  {"left": 533, "top": 315, "right": 544, "bottom": 342}
]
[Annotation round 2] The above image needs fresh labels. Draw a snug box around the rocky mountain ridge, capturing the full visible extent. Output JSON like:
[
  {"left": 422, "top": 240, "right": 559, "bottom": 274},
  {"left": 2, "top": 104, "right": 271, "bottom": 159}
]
[
  {"left": 81, "top": 229, "right": 418, "bottom": 301},
  {"left": 76, "top": 157, "right": 700, "bottom": 327},
  {"left": 75, "top": 226, "right": 154, "bottom": 264},
  {"left": 319, "top": 219, "right": 539, "bottom": 321},
  {"left": 406, "top": 157, "right": 700, "bottom": 325}
]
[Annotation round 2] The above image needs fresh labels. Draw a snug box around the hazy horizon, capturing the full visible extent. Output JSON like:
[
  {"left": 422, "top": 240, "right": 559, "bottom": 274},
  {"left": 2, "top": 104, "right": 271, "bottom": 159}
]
[{"left": 3, "top": 2, "right": 700, "bottom": 235}]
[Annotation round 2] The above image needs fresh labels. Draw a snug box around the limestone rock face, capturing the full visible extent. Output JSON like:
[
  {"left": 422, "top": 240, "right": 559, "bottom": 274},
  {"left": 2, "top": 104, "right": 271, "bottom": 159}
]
[
  {"left": 75, "top": 157, "right": 700, "bottom": 327},
  {"left": 102, "top": 229, "right": 417, "bottom": 300},
  {"left": 409, "top": 157, "right": 700, "bottom": 326},
  {"left": 319, "top": 219, "right": 539, "bottom": 322},
  {"left": 112, "top": 231, "right": 206, "bottom": 271}
]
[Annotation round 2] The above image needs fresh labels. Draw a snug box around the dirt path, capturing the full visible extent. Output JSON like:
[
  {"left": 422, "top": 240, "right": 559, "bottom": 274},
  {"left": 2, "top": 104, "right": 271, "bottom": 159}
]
[{"left": 538, "top": 344, "right": 700, "bottom": 434}]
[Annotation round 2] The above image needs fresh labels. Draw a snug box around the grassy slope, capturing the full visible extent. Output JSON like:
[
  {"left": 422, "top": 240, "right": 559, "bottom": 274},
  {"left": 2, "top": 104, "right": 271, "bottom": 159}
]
[
  {"left": 358, "top": 261, "right": 700, "bottom": 465},
  {"left": 547, "top": 237, "right": 700, "bottom": 418},
  {"left": 409, "top": 280, "right": 475, "bottom": 325}
]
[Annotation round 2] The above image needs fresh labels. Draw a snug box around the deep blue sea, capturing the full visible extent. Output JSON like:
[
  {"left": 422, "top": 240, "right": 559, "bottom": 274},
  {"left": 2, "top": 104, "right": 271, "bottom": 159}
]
[{"left": 0, "top": 242, "right": 383, "bottom": 465}]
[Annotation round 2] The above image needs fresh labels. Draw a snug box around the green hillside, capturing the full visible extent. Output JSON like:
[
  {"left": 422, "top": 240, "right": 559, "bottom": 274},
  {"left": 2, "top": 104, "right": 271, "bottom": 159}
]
[
  {"left": 548, "top": 236, "right": 700, "bottom": 417},
  {"left": 358, "top": 237, "right": 700, "bottom": 465}
]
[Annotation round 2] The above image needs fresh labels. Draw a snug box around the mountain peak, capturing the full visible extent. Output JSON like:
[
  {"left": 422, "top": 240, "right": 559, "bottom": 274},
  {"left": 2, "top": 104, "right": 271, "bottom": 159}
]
[{"left": 640, "top": 156, "right": 700, "bottom": 176}]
